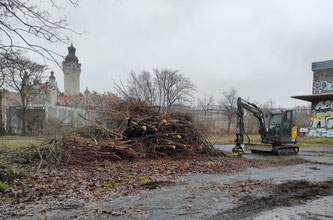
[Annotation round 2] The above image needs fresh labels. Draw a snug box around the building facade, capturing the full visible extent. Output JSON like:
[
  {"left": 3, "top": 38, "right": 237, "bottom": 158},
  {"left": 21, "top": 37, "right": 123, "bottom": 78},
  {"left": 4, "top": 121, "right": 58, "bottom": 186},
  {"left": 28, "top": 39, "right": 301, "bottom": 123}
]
[{"left": 292, "top": 60, "right": 333, "bottom": 137}]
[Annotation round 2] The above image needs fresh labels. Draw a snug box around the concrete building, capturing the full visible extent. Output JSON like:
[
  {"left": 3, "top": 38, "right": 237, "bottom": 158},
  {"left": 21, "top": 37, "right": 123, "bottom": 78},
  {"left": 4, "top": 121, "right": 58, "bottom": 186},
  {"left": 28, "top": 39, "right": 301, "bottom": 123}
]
[
  {"left": 292, "top": 60, "right": 333, "bottom": 137},
  {"left": 63, "top": 44, "right": 81, "bottom": 95}
]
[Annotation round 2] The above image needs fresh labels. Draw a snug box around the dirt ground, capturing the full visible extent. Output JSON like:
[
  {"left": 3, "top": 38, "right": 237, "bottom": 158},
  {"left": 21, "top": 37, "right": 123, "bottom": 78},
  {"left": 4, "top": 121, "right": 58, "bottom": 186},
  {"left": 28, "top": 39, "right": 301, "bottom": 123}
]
[{"left": 1, "top": 144, "right": 333, "bottom": 219}]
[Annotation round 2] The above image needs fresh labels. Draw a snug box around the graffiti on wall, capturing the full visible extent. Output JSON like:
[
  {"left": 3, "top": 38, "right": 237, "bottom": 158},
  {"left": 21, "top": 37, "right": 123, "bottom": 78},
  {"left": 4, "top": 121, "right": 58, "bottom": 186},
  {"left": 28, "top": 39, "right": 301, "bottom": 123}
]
[
  {"left": 311, "top": 112, "right": 333, "bottom": 128},
  {"left": 311, "top": 100, "right": 333, "bottom": 128},
  {"left": 313, "top": 80, "right": 333, "bottom": 94},
  {"left": 307, "top": 128, "right": 333, "bottom": 137},
  {"left": 308, "top": 100, "right": 333, "bottom": 137}
]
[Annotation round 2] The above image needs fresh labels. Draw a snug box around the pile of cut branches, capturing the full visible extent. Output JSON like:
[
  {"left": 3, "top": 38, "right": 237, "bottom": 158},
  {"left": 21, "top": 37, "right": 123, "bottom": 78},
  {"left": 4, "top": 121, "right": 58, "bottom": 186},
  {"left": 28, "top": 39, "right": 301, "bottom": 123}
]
[{"left": 41, "top": 99, "right": 220, "bottom": 164}]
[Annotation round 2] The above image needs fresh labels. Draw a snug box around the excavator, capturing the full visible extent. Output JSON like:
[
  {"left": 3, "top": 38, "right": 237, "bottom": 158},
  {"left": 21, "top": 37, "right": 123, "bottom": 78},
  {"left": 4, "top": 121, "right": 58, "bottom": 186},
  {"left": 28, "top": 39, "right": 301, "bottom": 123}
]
[{"left": 232, "top": 97, "right": 299, "bottom": 156}]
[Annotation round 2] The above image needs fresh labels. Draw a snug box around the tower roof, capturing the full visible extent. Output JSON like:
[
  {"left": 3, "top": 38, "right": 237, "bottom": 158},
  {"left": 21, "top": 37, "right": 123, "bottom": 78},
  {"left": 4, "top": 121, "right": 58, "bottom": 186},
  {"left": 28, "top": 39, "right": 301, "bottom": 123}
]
[
  {"left": 49, "top": 71, "right": 56, "bottom": 82},
  {"left": 64, "top": 44, "right": 79, "bottom": 63}
]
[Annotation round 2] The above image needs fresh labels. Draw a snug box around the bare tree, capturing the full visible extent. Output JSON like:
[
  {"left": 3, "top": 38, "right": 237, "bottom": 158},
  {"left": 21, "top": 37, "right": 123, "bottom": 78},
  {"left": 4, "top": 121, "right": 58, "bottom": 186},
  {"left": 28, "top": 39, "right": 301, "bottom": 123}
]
[
  {"left": 197, "top": 94, "right": 214, "bottom": 133},
  {"left": 117, "top": 69, "right": 196, "bottom": 113},
  {"left": 3, "top": 52, "right": 45, "bottom": 134},
  {"left": 220, "top": 88, "right": 237, "bottom": 134},
  {"left": 127, "top": 71, "right": 156, "bottom": 106},
  {"left": 260, "top": 99, "right": 276, "bottom": 111},
  {"left": 0, "top": 0, "right": 79, "bottom": 63},
  {"left": 198, "top": 94, "right": 214, "bottom": 117},
  {"left": 154, "top": 69, "right": 196, "bottom": 112}
]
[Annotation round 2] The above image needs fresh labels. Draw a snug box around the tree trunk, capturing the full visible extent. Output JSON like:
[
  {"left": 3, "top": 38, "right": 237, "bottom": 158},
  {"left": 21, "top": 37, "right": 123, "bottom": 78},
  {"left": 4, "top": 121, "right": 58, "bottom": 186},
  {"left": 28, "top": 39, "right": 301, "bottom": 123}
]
[
  {"left": 227, "top": 112, "right": 232, "bottom": 134},
  {"left": 0, "top": 90, "right": 4, "bottom": 135},
  {"left": 227, "top": 118, "right": 232, "bottom": 134},
  {"left": 21, "top": 107, "right": 27, "bottom": 135}
]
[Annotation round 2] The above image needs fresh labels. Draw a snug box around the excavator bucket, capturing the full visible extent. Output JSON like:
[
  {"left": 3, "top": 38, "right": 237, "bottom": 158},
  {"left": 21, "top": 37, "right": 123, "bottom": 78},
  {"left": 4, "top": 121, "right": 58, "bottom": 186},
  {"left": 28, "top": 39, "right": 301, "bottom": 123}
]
[
  {"left": 232, "top": 145, "right": 245, "bottom": 156},
  {"left": 244, "top": 143, "right": 273, "bottom": 153}
]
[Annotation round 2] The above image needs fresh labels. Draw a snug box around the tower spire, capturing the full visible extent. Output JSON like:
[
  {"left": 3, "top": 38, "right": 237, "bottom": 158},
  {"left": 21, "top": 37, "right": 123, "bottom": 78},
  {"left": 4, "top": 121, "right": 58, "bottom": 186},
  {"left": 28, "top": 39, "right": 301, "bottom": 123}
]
[{"left": 65, "top": 43, "right": 78, "bottom": 63}]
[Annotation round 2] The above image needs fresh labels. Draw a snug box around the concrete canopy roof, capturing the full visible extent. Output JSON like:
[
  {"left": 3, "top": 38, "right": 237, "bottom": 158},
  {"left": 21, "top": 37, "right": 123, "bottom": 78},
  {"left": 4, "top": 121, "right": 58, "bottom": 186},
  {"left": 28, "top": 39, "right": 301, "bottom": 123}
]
[
  {"left": 312, "top": 60, "right": 333, "bottom": 71},
  {"left": 291, "top": 93, "right": 333, "bottom": 102}
]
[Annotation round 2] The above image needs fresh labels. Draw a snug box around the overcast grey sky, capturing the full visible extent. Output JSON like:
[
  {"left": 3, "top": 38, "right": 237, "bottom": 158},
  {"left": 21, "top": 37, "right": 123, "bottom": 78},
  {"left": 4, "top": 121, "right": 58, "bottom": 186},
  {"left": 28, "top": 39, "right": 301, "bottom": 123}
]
[{"left": 43, "top": 0, "right": 333, "bottom": 107}]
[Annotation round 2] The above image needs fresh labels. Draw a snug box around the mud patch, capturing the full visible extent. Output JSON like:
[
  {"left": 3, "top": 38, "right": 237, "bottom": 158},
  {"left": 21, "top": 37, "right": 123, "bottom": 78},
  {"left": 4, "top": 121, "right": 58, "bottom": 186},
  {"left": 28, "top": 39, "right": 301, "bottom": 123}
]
[
  {"left": 298, "top": 212, "right": 333, "bottom": 219},
  {"left": 306, "top": 160, "right": 333, "bottom": 166},
  {"left": 218, "top": 179, "right": 274, "bottom": 197},
  {"left": 303, "top": 150, "right": 333, "bottom": 154},
  {"left": 98, "top": 205, "right": 148, "bottom": 218},
  {"left": 212, "top": 179, "right": 333, "bottom": 220},
  {"left": 139, "top": 180, "right": 174, "bottom": 190}
]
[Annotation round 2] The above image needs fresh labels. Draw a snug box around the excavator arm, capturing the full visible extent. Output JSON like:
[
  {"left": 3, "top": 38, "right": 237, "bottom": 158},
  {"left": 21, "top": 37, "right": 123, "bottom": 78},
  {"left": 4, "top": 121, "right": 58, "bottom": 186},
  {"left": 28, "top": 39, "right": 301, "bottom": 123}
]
[{"left": 233, "top": 97, "right": 269, "bottom": 155}]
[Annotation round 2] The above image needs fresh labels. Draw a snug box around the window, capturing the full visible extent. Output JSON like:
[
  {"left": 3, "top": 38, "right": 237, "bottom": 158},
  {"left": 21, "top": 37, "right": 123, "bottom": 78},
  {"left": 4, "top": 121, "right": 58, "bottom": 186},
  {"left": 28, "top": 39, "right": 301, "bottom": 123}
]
[
  {"left": 283, "top": 111, "right": 292, "bottom": 136},
  {"left": 292, "top": 110, "right": 296, "bottom": 126},
  {"left": 269, "top": 114, "right": 282, "bottom": 136}
]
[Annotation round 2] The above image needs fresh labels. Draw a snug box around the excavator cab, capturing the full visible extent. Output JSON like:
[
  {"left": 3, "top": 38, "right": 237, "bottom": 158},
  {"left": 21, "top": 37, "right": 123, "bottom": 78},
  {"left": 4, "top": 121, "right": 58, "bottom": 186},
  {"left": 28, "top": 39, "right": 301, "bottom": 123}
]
[{"left": 268, "top": 110, "right": 298, "bottom": 145}]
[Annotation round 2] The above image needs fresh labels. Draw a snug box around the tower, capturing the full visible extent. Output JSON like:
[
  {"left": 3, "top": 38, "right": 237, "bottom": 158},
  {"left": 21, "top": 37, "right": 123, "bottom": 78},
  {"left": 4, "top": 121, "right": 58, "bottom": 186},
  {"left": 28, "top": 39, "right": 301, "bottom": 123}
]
[
  {"left": 63, "top": 44, "right": 81, "bottom": 95},
  {"left": 48, "top": 71, "right": 58, "bottom": 105}
]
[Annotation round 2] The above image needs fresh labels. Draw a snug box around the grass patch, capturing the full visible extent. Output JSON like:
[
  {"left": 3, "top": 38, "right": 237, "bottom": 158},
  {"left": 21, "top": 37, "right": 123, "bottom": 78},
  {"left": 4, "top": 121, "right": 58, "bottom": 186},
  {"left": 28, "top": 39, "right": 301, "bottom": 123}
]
[
  {"left": 100, "top": 175, "right": 151, "bottom": 192},
  {"left": 0, "top": 135, "right": 44, "bottom": 151},
  {"left": 138, "top": 176, "right": 150, "bottom": 183},
  {"left": 0, "top": 135, "right": 44, "bottom": 141},
  {"left": 0, "top": 181, "right": 8, "bottom": 192}
]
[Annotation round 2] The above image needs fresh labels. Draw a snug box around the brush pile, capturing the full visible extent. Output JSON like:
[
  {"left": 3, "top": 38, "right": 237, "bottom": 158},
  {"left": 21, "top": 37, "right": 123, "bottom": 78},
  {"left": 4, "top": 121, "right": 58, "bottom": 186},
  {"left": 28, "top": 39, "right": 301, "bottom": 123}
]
[{"left": 42, "top": 99, "right": 218, "bottom": 164}]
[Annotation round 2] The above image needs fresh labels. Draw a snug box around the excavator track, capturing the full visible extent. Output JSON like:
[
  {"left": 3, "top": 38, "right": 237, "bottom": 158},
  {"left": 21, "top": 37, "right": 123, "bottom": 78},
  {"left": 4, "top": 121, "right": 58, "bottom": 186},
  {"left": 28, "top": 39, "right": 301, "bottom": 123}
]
[
  {"left": 245, "top": 144, "right": 299, "bottom": 155},
  {"left": 272, "top": 145, "right": 299, "bottom": 155}
]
